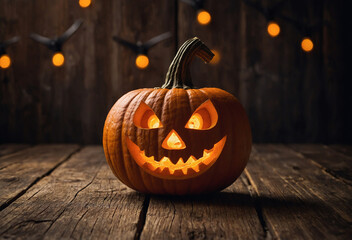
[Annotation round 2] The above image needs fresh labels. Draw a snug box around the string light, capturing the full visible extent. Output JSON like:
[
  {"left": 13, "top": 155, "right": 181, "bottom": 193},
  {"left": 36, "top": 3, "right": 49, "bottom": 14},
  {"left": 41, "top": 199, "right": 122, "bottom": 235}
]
[
  {"left": 52, "top": 52, "right": 65, "bottom": 67},
  {"left": 135, "top": 54, "right": 149, "bottom": 69},
  {"left": 267, "top": 21, "right": 280, "bottom": 37},
  {"left": 301, "top": 38, "right": 313, "bottom": 52},
  {"left": 113, "top": 32, "right": 171, "bottom": 70},
  {"left": 0, "top": 54, "right": 11, "bottom": 69},
  {"left": 79, "top": 0, "right": 91, "bottom": 8},
  {"left": 197, "top": 10, "right": 211, "bottom": 25}
]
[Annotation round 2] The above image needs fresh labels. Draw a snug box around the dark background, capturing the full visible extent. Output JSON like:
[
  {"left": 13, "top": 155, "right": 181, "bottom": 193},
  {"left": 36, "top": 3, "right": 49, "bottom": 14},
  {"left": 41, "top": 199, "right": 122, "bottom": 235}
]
[{"left": 0, "top": 0, "right": 351, "bottom": 144}]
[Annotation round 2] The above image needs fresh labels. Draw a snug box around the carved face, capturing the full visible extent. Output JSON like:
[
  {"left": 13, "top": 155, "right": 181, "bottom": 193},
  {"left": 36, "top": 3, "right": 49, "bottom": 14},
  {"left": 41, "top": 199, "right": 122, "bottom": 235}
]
[
  {"left": 126, "top": 99, "right": 227, "bottom": 180},
  {"left": 103, "top": 88, "right": 252, "bottom": 195}
]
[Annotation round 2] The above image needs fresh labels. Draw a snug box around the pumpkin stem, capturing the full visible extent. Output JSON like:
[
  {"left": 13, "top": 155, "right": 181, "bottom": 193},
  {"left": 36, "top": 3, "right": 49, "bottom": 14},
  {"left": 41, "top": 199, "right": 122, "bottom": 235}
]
[{"left": 162, "top": 37, "right": 214, "bottom": 89}]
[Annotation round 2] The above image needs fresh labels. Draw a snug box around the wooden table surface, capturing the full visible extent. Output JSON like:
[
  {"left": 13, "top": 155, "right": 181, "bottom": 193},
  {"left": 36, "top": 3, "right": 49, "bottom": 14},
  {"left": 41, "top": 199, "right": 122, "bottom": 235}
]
[{"left": 0, "top": 144, "right": 351, "bottom": 239}]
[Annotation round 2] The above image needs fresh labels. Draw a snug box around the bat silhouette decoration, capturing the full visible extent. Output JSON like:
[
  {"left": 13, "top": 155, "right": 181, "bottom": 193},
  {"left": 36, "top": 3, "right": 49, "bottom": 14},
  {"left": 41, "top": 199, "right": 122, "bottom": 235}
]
[
  {"left": 181, "top": 0, "right": 211, "bottom": 25},
  {"left": 113, "top": 32, "right": 172, "bottom": 69},
  {"left": 30, "top": 19, "right": 83, "bottom": 67},
  {"left": 0, "top": 36, "right": 20, "bottom": 69}
]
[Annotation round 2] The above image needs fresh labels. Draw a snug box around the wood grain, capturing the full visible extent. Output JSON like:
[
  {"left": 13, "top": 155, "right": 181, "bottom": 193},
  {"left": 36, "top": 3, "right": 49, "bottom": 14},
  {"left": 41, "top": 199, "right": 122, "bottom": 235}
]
[
  {"left": 0, "top": 146, "right": 147, "bottom": 239},
  {"left": 288, "top": 144, "right": 352, "bottom": 185},
  {"left": 0, "top": 144, "right": 351, "bottom": 239},
  {"left": 245, "top": 144, "right": 352, "bottom": 239},
  {"left": 0, "top": 144, "right": 29, "bottom": 157},
  {"left": 0, "top": 144, "right": 79, "bottom": 209},
  {"left": 141, "top": 178, "right": 265, "bottom": 239}
]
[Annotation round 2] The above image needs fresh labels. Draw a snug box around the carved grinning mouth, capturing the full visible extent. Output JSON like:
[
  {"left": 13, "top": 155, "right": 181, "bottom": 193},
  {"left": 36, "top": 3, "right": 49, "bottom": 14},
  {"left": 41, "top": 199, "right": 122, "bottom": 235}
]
[{"left": 126, "top": 136, "right": 227, "bottom": 180}]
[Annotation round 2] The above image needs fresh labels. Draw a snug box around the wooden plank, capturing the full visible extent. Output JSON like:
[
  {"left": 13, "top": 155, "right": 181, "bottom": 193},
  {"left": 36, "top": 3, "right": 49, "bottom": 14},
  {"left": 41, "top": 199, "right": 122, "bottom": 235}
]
[
  {"left": 141, "top": 177, "right": 265, "bottom": 239},
  {"left": 0, "top": 144, "right": 30, "bottom": 157},
  {"left": 288, "top": 144, "right": 352, "bottom": 185},
  {"left": 245, "top": 144, "right": 352, "bottom": 239},
  {"left": 0, "top": 144, "right": 79, "bottom": 209},
  {"left": 0, "top": 146, "right": 146, "bottom": 239},
  {"left": 328, "top": 145, "right": 352, "bottom": 157}
]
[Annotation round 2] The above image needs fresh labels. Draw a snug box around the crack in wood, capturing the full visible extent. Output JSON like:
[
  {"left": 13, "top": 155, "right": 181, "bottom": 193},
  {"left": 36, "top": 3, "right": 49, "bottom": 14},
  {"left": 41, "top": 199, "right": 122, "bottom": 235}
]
[
  {"left": 0, "top": 147, "right": 82, "bottom": 212},
  {"left": 70, "top": 209, "right": 89, "bottom": 238},
  {"left": 134, "top": 195, "right": 150, "bottom": 240},
  {"left": 241, "top": 172, "right": 273, "bottom": 240}
]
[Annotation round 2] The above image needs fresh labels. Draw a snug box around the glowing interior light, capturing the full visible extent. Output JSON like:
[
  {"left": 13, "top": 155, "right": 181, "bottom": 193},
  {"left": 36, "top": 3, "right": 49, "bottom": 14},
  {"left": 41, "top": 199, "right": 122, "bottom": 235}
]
[
  {"left": 148, "top": 115, "right": 161, "bottom": 129},
  {"left": 52, "top": 52, "right": 65, "bottom": 67},
  {"left": 162, "top": 130, "right": 186, "bottom": 150},
  {"left": 301, "top": 38, "right": 313, "bottom": 52},
  {"left": 186, "top": 113, "right": 203, "bottom": 129},
  {"left": 135, "top": 54, "right": 149, "bottom": 69},
  {"left": 197, "top": 10, "right": 211, "bottom": 25},
  {"left": 79, "top": 0, "right": 91, "bottom": 8},
  {"left": 0, "top": 54, "right": 11, "bottom": 69},
  {"left": 210, "top": 49, "right": 220, "bottom": 65},
  {"left": 267, "top": 22, "right": 280, "bottom": 37}
]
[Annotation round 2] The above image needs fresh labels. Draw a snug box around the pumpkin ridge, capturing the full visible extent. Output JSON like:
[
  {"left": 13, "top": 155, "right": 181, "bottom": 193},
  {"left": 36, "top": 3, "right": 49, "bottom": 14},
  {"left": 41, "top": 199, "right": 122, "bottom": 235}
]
[
  {"left": 123, "top": 89, "right": 155, "bottom": 192},
  {"left": 104, "top": 90, "right": 140, "bottom": 188}
]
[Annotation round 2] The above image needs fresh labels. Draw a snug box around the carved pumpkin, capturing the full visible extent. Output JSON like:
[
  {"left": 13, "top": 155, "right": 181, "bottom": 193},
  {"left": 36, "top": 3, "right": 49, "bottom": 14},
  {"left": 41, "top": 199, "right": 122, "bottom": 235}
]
[{"left": 103, "top": 37, "right": 252, "bottom": 195}]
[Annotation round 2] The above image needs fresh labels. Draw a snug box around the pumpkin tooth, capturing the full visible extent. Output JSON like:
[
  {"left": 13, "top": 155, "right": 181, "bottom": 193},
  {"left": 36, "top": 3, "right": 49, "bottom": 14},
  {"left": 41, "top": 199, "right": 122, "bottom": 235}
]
[
  {"left": 191, "top": 164, "right": 200, "bottom": 173},
  {"left": 176, "top": 158, "right": 185, "bottom": 167},
  {"left": 187, "top": 156, "right": 197, "bottom": 164},
  {"left": 203, "top": 150, "right": 211, "bottom": 158},
  {"left": 160, "top": 157, "right": 172, "bottom": 166}
]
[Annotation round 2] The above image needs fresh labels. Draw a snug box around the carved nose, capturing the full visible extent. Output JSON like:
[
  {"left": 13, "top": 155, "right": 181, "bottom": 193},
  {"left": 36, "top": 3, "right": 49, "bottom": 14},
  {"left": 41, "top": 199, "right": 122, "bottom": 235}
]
[{"left": 162, "top": 130, "right": 186, "bottom": 150}]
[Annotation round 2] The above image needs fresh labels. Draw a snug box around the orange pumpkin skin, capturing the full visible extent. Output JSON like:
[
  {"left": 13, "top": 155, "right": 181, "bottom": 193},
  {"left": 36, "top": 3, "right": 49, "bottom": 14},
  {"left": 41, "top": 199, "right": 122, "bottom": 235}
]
[{"left": 103, "top": 38, "right": 251, "bottom": 195}]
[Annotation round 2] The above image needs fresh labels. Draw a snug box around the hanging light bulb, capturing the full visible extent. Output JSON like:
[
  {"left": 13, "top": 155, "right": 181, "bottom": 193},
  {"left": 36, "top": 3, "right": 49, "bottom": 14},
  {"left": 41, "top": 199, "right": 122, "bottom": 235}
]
[
  {"left": 0, "top": 54, "right": 11, "bottom": 69},
  {"left": 135, "top": 54, "right": 149, "bottom": 69},
  {"left": 301, "top": 37, "right": 313, "bottom": 52},
  {"left": 79, "top": 0, "right": 91, "bottom": 8},
  {"left": 197, "top": 10, "right": 211, "bottom": 25},
  {"left": 267, "top": 21, "right": 280, "bottom": 37},
  {"left": 52, "top": 52, "right": 65, "bottom": 67}
]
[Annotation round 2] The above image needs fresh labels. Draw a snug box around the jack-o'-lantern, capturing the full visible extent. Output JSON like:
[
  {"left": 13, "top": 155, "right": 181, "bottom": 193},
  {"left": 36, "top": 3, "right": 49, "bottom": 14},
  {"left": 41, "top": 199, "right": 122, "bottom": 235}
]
[{"left": 103, "top": 37, "right": 252, "bottom": 195}]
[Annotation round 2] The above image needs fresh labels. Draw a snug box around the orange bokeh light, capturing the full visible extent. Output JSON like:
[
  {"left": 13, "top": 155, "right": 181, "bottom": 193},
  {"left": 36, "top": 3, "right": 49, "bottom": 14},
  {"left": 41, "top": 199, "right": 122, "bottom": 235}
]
[
  {"left": 197, "top": 10, "right": 211, "bottom": 25},
  {"left": 79, "top": 0, "right": 91, "bottom": 8},
  {"left": 210, "top": 49, "right": 221, "bottom": 65},
  {"left": 135, "top": 54, "right": 149, "bottom": 69},
  {"left": 0, "top": 54, "right": 11, "bottom": 69},
  {"left": 267, "top": 22, "right": 280, "bottom": 37},
  {"left": 52, "top": 52, "right": 65, "bottom": 67},
  {"left": 301, "top": 38, "right": 314, "bottom": 52}
]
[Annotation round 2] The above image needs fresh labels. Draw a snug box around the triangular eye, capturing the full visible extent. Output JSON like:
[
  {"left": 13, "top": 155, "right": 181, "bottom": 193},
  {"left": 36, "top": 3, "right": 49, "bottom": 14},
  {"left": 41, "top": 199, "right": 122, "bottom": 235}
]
[
  {"left": 133, "top": 102, "right": 163, "bottom": 129},
  {"left": 185, "top": 100, "right": 218, "bottom": 130}
]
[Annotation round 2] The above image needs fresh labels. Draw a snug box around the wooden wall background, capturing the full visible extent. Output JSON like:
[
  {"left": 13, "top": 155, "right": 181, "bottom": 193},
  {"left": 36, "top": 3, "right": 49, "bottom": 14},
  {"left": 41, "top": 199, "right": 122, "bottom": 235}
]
[{"left": 0, "top": 0, "right": 350, "bottom": 144}]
